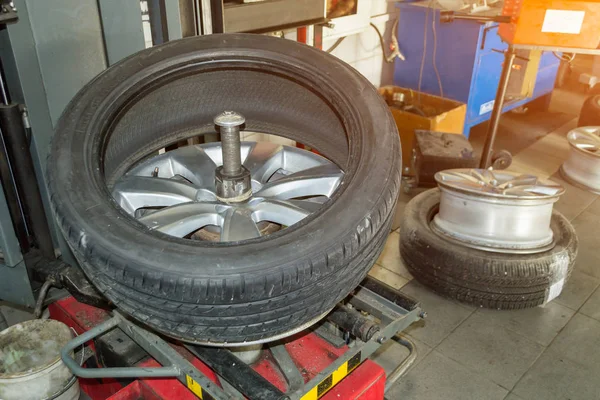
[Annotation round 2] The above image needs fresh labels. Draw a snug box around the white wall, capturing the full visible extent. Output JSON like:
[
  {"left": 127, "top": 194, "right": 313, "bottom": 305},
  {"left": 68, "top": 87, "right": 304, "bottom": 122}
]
[
  {"left": 324, "top": 1, "right": 398, "bottom": 88},
  {"left": 242, "top": 1, "right": 398, "bottom": 144}
]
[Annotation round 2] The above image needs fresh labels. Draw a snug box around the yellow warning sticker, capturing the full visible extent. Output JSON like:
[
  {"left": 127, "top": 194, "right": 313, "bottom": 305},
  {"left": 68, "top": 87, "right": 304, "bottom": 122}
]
[
  {"left": 186, "top": 375, "right": 204, "bottom": 399},
  {"left": 300, "top": 351, "right": 362, "bottom": 400}
]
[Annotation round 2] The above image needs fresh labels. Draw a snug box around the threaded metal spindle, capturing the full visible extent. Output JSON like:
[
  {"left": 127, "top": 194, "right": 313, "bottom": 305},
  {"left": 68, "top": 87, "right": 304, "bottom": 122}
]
[
  {"left": 214, "top": 111, "right": 245, "bottom": 176},
  {"left": 220, "top": 126, "right": 243, "bottom": 175}
]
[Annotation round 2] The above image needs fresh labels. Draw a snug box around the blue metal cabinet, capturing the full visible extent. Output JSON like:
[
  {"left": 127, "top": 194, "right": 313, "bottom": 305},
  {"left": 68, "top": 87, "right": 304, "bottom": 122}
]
[{"left": 393, "top": 3, "right": 560, "bottom": 137}]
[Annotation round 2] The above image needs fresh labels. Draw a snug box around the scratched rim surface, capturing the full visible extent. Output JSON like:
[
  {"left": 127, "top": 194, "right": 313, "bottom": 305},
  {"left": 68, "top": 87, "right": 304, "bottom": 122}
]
[
  {"left": 112, "top": 141, "right": 344, "bottom": 242},
  {"left": 432, "top": 168, "right": 564, "bottom": 254}
]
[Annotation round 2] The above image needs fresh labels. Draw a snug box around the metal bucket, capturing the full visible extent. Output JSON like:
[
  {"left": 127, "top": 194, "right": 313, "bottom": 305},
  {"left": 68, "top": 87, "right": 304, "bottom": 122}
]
[{"left": 0, "top": 319, "right": 80, "bottom": 400}]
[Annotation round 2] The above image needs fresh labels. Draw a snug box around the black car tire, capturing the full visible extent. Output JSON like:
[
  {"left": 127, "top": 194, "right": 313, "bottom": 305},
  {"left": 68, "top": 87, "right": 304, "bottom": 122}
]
[
  {"left": 578, "top": 95, "right": 600, "bottom": 127},
  {"left": 47, "top": 34, "right": 401, "bottom": 344},
  {"left": 589, "top": 84, "right": 600, "bottom": 96},
  {"left": 400, "top": 189, "right": 578, "bottom": 310}
]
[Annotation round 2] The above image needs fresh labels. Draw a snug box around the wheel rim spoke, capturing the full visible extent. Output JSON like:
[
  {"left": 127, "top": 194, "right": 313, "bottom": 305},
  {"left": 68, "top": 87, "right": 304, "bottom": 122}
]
[
  {"left": 251, "top": 199, "right": 311, "bottom": 226},
  {"left": 568, "top": 127, "right": 600, "bottom": 155},
  {"left": 113, "top": 176, "right": 199, "bottom": 214},
  {"left": 220, "top": 208, "right": 261, "bottom": 242},
  {"left": 573, "top": 136, "right": 600, "bottom": 150},
  {"left": 113, "top": 141, "right": 345, "bottom": 242},
  {"left": 437, "top": 169, "right": 564, "bottom": 198},
  {"left": 254, "top": 164, "right": 343, "bottom": 199},
  {"left": 126, "top": 145, "right": 218, "bottom": 189},
  {"left": 284, "top": 198, "right": 327, "bottom": 212},
  {"left": 168, "top": 145, "right": 219, "bottom": 188},
  {"left": 497, "top": 174, "right": 537, "bottom": 189},
  {"left": 243, "top": 142, "right": 284, "bottom": 183},
  {"left": 502, "top": 184, "right": 563, "bottom": 197},
  {"left": 138, "top": 202, "right": 222, "bottom": 237}
]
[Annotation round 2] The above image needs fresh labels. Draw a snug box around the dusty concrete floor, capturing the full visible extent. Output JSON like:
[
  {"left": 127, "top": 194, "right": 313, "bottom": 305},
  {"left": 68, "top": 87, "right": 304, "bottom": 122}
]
[{"left": 370, "top": 88, "right": 600, "bottom": 400}]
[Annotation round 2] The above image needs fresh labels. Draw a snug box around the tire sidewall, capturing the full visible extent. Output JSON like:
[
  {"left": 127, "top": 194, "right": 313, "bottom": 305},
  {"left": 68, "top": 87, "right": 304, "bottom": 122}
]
[
  {"left": 578, "top": 95, "right": 600, "bottom": 127},
  {"left": 48, "top": 34, "right": 401, "bottom": 279},
  {"left": 400, "top": 189, "right": 578, "bottom": 284}
]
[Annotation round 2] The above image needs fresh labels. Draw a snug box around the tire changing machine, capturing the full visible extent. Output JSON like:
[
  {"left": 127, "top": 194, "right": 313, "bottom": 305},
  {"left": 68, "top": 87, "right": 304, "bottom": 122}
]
[
  {"left": 49, "top": 276, "right": 423, "bottom": 400},
  {"left": 43, "top": 111, "right": 424, "bottom": 399}
]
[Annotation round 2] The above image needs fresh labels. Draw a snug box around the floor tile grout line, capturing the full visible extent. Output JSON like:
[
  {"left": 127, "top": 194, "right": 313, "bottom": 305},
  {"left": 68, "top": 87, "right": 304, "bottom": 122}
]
[
  {"left": 381, "top": 332, "right": 434, "bottom": 393},
  {"left": 503, "top": 391, "right": 519, "bottom": 400},
  {"left": 569, "top": 203, "right": 597, "bottom": 222},
  {"left": 374, "top": 261, "right": 414, "bottom": 283},
  {"left": 434, "top": 309, "right": 548, "bottom": 392},
  {"left": 397, "top": 332, "right": 431, "bottom": 372},
  {"left": 519, "top": 132, "right": 572, "bottom": 153},
  {"left": 508, "top": 343, "right": 555, "bottom": 394},
  {"left": 512, "top": 117, "right": 577, "bottom": 158},
  {"left": 555, "top": 279, "right": 600, "bottom": 312},
  {"left": 505, "top": 280, "right": 600, "bottom": 392},
  {"left": 575, "top": 294, "right": 600, "bottom": 323},
  {"left": 429, "top": 305, "right": 477, "bottom": 352},
  {"left": 504, "top": 345, "right": 548, "bottom": 393},
  {"left": 577, "top": 310, "right": 600, "bottom": 322},
  {"left": 512, "top": 150, "right": 565, "bottom": 169},
  {"left": 431, "top": 347, "right": 512, "bottom": 393},
  {"left": 572, "top": 282, "right": 600, "bottom": 314},
  {"left": 509, "top": 247, "right": 600, "bottom": 392},
  {"left": 507, "top": 306, "right": 581, "bottom": 394},
  {"left": 469, "top": 307, "right": 569, "bottom": 348},
  {"left": 512, "top": 122, "right": 571, "bottom": 177}
]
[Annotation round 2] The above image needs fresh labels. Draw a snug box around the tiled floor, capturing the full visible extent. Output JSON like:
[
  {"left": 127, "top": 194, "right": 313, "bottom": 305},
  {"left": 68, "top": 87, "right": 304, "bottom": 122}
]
[{"left": 370, "top": 89, "right": 600, "bottom": 399}]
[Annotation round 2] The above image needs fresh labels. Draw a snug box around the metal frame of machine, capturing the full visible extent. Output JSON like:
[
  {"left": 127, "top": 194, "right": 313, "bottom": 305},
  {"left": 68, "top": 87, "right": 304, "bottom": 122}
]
[
  {"left": 53, "top": 278, "right": 424, "bottom": 400},
  {"left": 0, "top": 0, "right": 149, "bottom": 306}
]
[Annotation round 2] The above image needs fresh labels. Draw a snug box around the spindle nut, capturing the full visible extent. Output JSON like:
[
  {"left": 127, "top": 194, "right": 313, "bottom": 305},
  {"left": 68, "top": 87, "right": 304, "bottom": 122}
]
[{"left": 215, "top": 166, "right": 252, "bottom": 202}]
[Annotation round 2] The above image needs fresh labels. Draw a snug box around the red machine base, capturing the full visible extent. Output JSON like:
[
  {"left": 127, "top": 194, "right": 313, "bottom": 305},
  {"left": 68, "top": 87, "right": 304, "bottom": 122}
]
[{"left": 49, "top": 297, "right": 386, "bottom": 400}]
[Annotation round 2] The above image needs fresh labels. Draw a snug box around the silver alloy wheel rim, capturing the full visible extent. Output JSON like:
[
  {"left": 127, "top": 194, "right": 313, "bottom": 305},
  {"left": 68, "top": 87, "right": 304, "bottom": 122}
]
[
  {"left": 432, "top": 168, "right": 564, "bottom": 254},
  {"left": 561, "top": 126, "right": 600, "bottom": 193},
  {"left": 111, "top": 141, "right": 344, "bottom": 242}
]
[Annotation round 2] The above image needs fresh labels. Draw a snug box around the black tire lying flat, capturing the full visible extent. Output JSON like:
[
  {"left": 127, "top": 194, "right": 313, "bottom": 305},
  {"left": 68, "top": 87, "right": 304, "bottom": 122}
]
[
  {"left": 47, "top": 34, "right": 401, "bottom": 344},
  {"left": 578, "top": 95, "right": 600, "bottom": 127},
  {"left": 400, "top": 189, "right": 578, "bottom": 309}
]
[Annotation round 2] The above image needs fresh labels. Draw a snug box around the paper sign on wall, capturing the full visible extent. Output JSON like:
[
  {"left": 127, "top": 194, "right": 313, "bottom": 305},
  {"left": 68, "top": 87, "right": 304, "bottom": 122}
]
[{"left": 541, "top": 10, "right": 585, "bottom": 34}]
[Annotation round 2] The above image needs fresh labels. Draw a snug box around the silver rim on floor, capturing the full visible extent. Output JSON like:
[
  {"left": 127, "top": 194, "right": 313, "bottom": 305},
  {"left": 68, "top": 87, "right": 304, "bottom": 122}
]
[
  {"left": 111, "top": 140, "right": 344, "bottom": 242},
  {"left": 560, "top": 126, "right": 600, "bottom": 194},
  {"left": 431, "top": 168, "right": 564, "bottom": 254}
]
